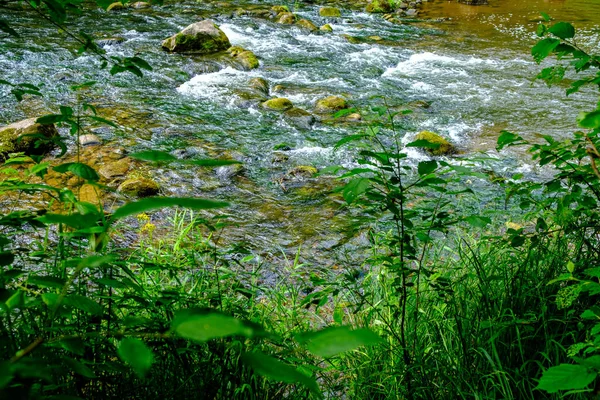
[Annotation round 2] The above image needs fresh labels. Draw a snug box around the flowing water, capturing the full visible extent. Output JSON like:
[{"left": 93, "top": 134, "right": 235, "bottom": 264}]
[{"left": 1, "top": 0, "right": 600, "bottom": 269}]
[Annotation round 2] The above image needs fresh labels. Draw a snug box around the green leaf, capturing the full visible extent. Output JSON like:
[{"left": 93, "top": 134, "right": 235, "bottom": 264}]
[
  {"left": 548, "top": 22, "right": 575, "bottom": 39},
  {"left": 497, "top": 130, "right": 526, "bottom": 150},
  {"left": 540, "top": 12, "right": 551, "bottom": 22},
  {"left": 536, "top": 23, "right": 547, "bottom": 37},
  {"left": 532, "top": 38, "right": 561, "bottom": 63},
  {"left": 417, "top": 160, "right": 438, "bottom": 176},
  {"left": 129, "top": 150, "right": 176, "bottom": 162},
  {"left": 465, "top": 215, "right": 491, "bottom": 228},
  {"left": 405, "top": 139, "right": 441, "bottom": 149},
  {"left": 36, "top": 114, "right": 66, "bottom": 124},
  {"left": 334, "top": 134, "right": 367, "bottom": 150},
  {"left": 53, "top": 163, "right": 100, "bottom": 181},
  {"left": 111, "top": 197, "right": 229, "bottom": 221},
  {"left": 0, "top": 251, "right": 14, "bottom": 267},
  {"left": 64, "top": 358, "right": 96, "bottom": 379},
  {"left": 296, "top": 326, "right": 382, "bottom": 358},
  {"left": 577, "top": 110, "right": 600, "bottom": 129},
  {"left": 0, "top": 361, "right": 13, "bottom": 389},
  {"left": 173, "top": 312, "right": 254, "bottom": 342},
  {"left": 242, "top": 351, "right": 322, "bottom": 398},
  {"left": 117, "top": 338, "right": 154, "bottom": 378},
  {"left": 65, "top": 294, "right": 102, "bottom": 316},
  {"left": 0, "top": 20, "right": 19, "bottom": 37},
  {"left": 536, "top": 364, "right": 596, "bottom": 393},
  {"left": 343, "top": 178, "right": 370, "bottom": 204},
  {"left": 27, "top": 275, "right": 66, "bottom": 288}
]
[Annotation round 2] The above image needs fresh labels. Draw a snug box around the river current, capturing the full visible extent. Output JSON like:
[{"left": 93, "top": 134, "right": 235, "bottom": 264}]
[{"left": 1, "top": 0, "right": 599, "bottom": 269}]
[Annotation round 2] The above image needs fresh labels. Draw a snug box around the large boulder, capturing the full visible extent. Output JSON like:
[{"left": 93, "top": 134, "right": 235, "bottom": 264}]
[
  {"left": 366, "top": 0, "right": 393, "bottom": 13},
  {"left": 0, "top": 118, "right": 58, "bottom": 158},
  {"left": 314, "top": 96, "right": 348, "bottom": 113},
  {"left": 415, "top": 131, "right": 455, "bottom": 156},
  {"left": 162, "top": 20, "right": 231, "bottom": 53}
]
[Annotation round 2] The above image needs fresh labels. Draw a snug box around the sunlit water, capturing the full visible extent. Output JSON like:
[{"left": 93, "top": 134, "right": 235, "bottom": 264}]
[{"left": 1, "top": 0, "right": 599, "bottom": 269}]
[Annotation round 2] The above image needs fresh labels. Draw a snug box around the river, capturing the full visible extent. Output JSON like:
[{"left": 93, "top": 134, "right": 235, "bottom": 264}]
[{"left": 1, "top": 0, "right": 599, "bottom": 271}]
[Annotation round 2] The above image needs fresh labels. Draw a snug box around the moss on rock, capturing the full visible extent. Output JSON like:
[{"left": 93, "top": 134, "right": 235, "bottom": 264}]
[
  {"left": 365, "top": 0, "right": 393, "bottom": 13},
  {"left": 228, "top": 46, "right": 259, "bottom": 70},
  {"left": 319, "top": 7, "right": 341, "bottom": 17},
  {"left": 162, "top": 20, "right": 231, "bottom": 53},
  {"left": 262, "top": 98, "right": 293, "bottom": 111},
  {"left": 296, "top": 19, "right": 318, "bottom": 32},
  {"left": 314, "top": 96, "right": 348, "bottom": 113},
  {"left": 320, "top": 24, "right": 333, "bottom": 32},
  {"left": 415, "top": 131, "right": 455, "bottom": 156},
  {"left": 118, "top": 176, "right": 160, "bottom": 197},
  {"left": 276, "top": 12, "right": 296, "bottom": 24},
  {"left": 0, "top": 118, "right": 58, "bottom": 159},
  {"left": 248, "top": 77, "right": 269, "bottom": 96}
]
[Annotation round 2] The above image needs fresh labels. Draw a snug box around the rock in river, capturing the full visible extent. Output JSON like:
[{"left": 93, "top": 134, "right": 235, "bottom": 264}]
[
  {"left": 162, "top": 20, "right": 231, "bottom": 53},
  {"left": 262, "top": 98, "right": 293, "bottom": 111},
  {"left": 314, "top": 96, "right": 348, "bottom": 113},
  {"left": 415, "top": 131, "right": 455, "bottom": 156},
  {"left": 0, "top": 118, "right": 58, "bottom": 158}
]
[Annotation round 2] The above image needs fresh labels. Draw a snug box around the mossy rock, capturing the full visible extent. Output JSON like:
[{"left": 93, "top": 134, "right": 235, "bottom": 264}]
[
  {"left": 106, "top": 2, "right": 125, "bottom": 11},
  {"left": 262, "top": 98, "right": 293, "bottom": 111},
  {"left": 248, "top": 77, "right": 269, "bottom": 96},
  {"left": 228, "top": 46, "right": 259, "bottom": 70},
  {"left": 296, "top": 19, "right": 318, "bottom": 32},
  {"left": 365, "top": 0, "right": 392, "bottom": 13},
  {"left": 276, "top": 12, "right": 296, "bottom": 24},
  {"left": 319, "top": 7, "right": 341, "bottom": 17},
  {"left": 162, "top": 20, "right": 231, "bottom": 53},
  {"left": 320, "top": 24, "right": 333, "bottom": 32},
  {"left": 98, "top": 158, "right": 131, "bottom": 179},
  {"left": 284, "top": 107, "right": 315, "bottom": 130},
  {"left": 287, "top": 165, "right": 318, "bottom": 179},
  {"left": 314, "top": 96, "right": 347, "bottom": 113},
  {"left": 271, "top": 5, "right": 289, "bottom": 14},
  {"left": 130, "top": 1, "right": 151, "bottom": 8},
  {"left": 118, "top": 176, "right": 159, "bottom": 197},
  {"left": 415, "top": 131, "right": 455, "bottom": 156},
  {"left": 0, "top": 118, "right": 58, "bottom": 159}
]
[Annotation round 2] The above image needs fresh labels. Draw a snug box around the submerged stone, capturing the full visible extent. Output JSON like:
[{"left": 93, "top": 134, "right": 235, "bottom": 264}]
[
  {"left": 162, "top": 20, "right": 231, "bottom": 53},
  {"left": 415, "top": 131, "right": 455, "bottom": 156}
]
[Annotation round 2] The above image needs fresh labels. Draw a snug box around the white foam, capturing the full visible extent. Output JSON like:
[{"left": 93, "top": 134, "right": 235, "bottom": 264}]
[{"left": 177, "top": 67, "right": 249, "bottom": 98}]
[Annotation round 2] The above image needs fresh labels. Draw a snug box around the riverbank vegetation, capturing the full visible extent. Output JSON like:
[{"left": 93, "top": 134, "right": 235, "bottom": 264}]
[{"left": 2, "top": 1, "right": 600, "bottom": 399}]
